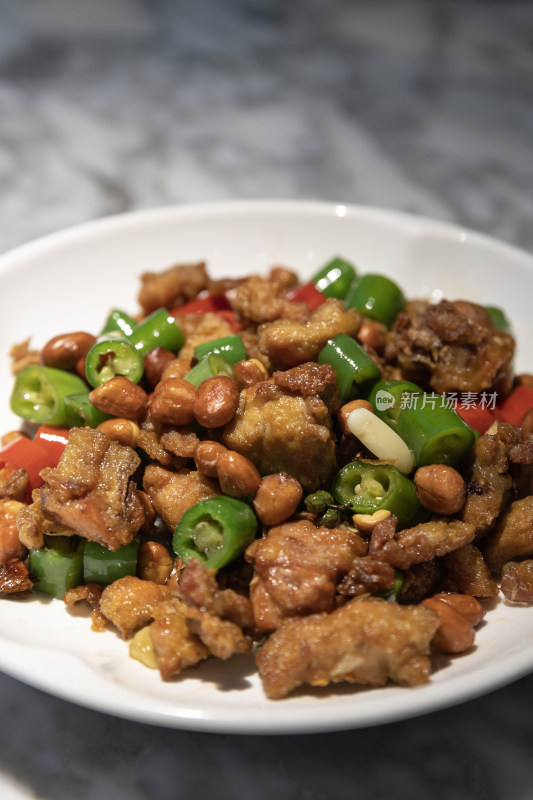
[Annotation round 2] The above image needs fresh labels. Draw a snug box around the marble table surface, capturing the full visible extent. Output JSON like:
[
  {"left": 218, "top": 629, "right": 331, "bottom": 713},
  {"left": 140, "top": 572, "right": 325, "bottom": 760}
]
[{"left": 1, "top": 1, "right": 533, "bottom": 797}]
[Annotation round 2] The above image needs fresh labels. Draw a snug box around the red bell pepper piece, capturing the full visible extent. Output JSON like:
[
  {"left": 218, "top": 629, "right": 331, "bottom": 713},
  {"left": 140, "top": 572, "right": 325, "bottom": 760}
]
[
  {"left": 286, "top": 282, "right": 327, "bottom": 310},
  {"left": 34, "top": 425, "right": 70, "bottom": 462},
  {"left": 213, "top": 309, "right": 243, "bottom": 332},
  {"left": 0, "top": 426, "right": 69, "bottom": 490},
  {"left": 495, "top": 386, "right": 533, "bottom": 426},
  {"left": 172, "top": 294, "right": 231, "bottom": 316},
  {"left": 456, "top": 403, "right": 495, "bottom": 435}
]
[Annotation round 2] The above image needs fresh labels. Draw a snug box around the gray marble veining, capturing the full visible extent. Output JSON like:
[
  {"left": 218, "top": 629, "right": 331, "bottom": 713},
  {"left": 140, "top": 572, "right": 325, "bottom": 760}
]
[{"left": 1, "top": 1, "right": 533, "bottom": 798}]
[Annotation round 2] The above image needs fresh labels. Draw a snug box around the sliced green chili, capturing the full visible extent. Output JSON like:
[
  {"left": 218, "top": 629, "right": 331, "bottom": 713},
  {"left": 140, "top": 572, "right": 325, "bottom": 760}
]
[
  {"left": 396, "top": 394, "right": 476, "bottom": 467},
  {"left": 311, "top": 257, "right": 357, "bottom": 300},
  {"left": 100, "top": 309, "right": 136, "bottom": 338},
  {"left": 368, "top": 379, "right": 422, "bottom": 425},
  {"left": 379, "top": 569, "right": 404, "bottom": 602},
  {"left": 485, "top": 305, "right": 510, "bottom": 332},
  {"left": 84, "top": 336, "right": 144, "bottom": 388},
  {"left": 29, "top": 537, "right": 84, "bottom": 598},
  {"left": 83, "top": 538, "right": 140, "bottom": 585},
  {"left": 10, "top": 365, "right": 87, "bottom": 427},
  {"left": 332, "top": 460, "right": 420, "bottom": 528},
  {"left": 194, "top": 335, "right": 247, "bottom": 366},
  {"left": 318, "top": 333, "right": 380, "bottom": 404},
  {"left": 64, "top": 392, "right": 111, "bottom": 428},
  {"left": 184, "top": 353, "right": 233, "bottom": 388},
  {"left": 344, "top": 273, "right": 405, "bottom": 327},
  {"left": 173, "top": 496, "right": 257, "bottom": 570},
  {"left": 130, "top": 308, "right": 185, "bottom": 357}
]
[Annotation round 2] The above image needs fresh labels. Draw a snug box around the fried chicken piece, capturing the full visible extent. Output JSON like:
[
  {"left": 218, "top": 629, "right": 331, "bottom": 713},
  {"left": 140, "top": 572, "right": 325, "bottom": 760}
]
[
  {"left": 461, "top": 423, "right": 516, "bottom": 536},
  {"left": 143, "top": 465, "right": 220, "bottom": 531},
  {"left": 369, "top": 515, "right": 475, "bottom": 570},
  {"left": 17, "top": 489, "right": 77, "bottom": 550},
  {"left": 36, "top": 427, "right": 146, "bottom": 551},
  {"left": 0, "top": 557, "right": 34, "bottom": 597},
  {"left": 439, "top": 543, "right": 499, "bottom": 599},
  {"left": 160, "top": 427, "right": 199, "bottom": 459},
  {"left": 148, "top": 599, "right": 210, "bottom": 680},
  {"left": 233, "top": 272, "right": 309, "bottom": 325},
  {"left": 178, "top": 558, "right": 254, "bottom": 632},
  {"left": 138, "top": 261, "right": 209, "bottom": 315},
  {"left": 174, "top": 311, "right": 235, "bottom": 363},
  {"left": 137, "top": 414, "right": 179, "bottom": 468},
  {"left": 258, "top": 298, "right": 361, "bottom": 369},
  {"left": 272, "top": 362, "right": 339, "bottom": 412},
  {"left": 184, "top": 606, "right": 252, "bottom": 660},
  {"left": 0, "top": 499, "right": 28, "bottom": 565},
  {"left": 246, "top": 519, "right": 367, "bottom": 632},
  {"left": 99, "top": 576, "right": 172, "bottom": 639},
  {"left": 63, "top": 583, "right": 106, "bottom": 630},
  {"left": 10, "top": 338, "right": 40, "bottom": 374},
  {"left": 0, "top": 465, "right": 29, "bottom": 502},
  {"left": 222, "top": 381, "right": 337, "bottom": 492},
  {"left": 501, "top": 560, "right": 533, "bottom": 604},
  {"left": 336, "top": 557, "right": 396, "bottom": 597},
  {"left": 398, "top": 560, "right": 442, "bottom": 604},
  {"left": 483, "top": 495, "right": 533, "bottom": 574},
  {"left": 385, "top": 299, "right": 515, "bottom": 395},
  {"left": 256, "top": 597, "right": 440, "bottom": 699}
]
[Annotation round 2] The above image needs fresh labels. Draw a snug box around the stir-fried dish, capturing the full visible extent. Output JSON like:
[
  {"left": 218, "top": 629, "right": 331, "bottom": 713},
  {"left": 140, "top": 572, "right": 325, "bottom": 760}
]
[{"left": 2, "top": 255, "right": 533, "bottom": 699}]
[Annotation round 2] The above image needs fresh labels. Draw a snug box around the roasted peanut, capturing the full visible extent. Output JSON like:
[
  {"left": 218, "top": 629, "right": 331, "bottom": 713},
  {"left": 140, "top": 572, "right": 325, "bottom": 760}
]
[
  {"left": 422, "top": 596, "right": 475, "bottom": 654},
  {"left": 193, "top": 376, "right": 240, "bottom": 428},
  {"left": 414, "top": 464, "right": 466, "bottom": 515},
  {"left": 352, "top": 509, "right": 391, "bottom": 533},
  {"left": 137, "top": 540, "right": 173, "bottom": 584},
  {"left": 232, "top": 359, "right": 269, "bottom": 388},
  {"left": 161, "top": 358, "right": 192, "bottom": 381},
  {"left": 143, "top": 347, "right": 177, "bottom": 389},
  {"left": 217, "top": 450, "right": 262, "bottom": 498},
  {"left": 253, "top": 472, "right": 303, "bottom": 526},
  {"left": 89, "top": 377, "right": 148, "bottom": 419},
  {"left": 431, "top": 593, "right": 485, "bottom": 627},
  {"left": 0, "top": 499, "right": 27, "bottom": 565},
  {"left": 150, "top": 378, "right": 197, "bottom": 426},
  {"left": 338, "top": 399, "right": 374, "bottom": 435},
  {"left": 356, "top": 319, "right": 388, "bottom": 354},
  {"left": 97, "top": 418, "right": 140, "bottom": 447},
  {"left": 194, "top": 440, "right": 228, "bottom": 477},
  {"left": 41, "top": 331, "right": 96, "bottom": 371}
]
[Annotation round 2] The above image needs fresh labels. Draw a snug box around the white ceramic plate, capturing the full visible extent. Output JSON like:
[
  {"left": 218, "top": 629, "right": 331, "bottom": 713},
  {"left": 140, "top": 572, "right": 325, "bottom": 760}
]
[{"left": 1, "top": 200, "right": 533, "bottom": 734}]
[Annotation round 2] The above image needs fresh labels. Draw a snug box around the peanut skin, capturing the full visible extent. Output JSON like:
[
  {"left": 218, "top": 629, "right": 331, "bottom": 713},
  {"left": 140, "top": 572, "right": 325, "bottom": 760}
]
[
  {"left": 150, "top": 378, "right": 197, "bottom": 426},
  {"left": 41, "top": 331, "right": 96, "bottom": 371},
  {"left": 89, "top": 377, "right": 148, "bottom": 419},
  {"left": 193, "top": 376, "right": 240, "bottom": 428},
  {"left": 422, "top": 597, "right": 475, "bottom": 654},
  {"left": 217, "top": 450, "right": 262, "bottom": 498},
  {"left": 414, "top": 464, "right": 466, "bottom": 515},
  {"left": 253, "top": 472, "right": 303, "bottom": 526}
]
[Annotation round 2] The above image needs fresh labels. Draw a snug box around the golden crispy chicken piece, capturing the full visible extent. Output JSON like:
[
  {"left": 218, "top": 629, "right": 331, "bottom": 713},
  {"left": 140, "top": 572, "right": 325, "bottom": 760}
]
[{"left": 256, "top": 597, "right": 440, "bottom": 699}]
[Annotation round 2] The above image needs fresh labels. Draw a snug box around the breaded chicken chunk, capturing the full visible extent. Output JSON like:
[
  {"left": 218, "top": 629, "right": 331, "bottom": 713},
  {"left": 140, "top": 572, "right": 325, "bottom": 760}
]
[{"left": 256, "top": 597, "right": 440, "bottom": 698}]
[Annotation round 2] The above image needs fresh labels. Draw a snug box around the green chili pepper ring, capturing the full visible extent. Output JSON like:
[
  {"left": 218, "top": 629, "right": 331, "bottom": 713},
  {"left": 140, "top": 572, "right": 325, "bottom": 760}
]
[
  {"left": 173, "top": 496, "right": 258, "bottom": 570},
  {"left": 332, "top": 460, "right": 420, "bottom": 529}
]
